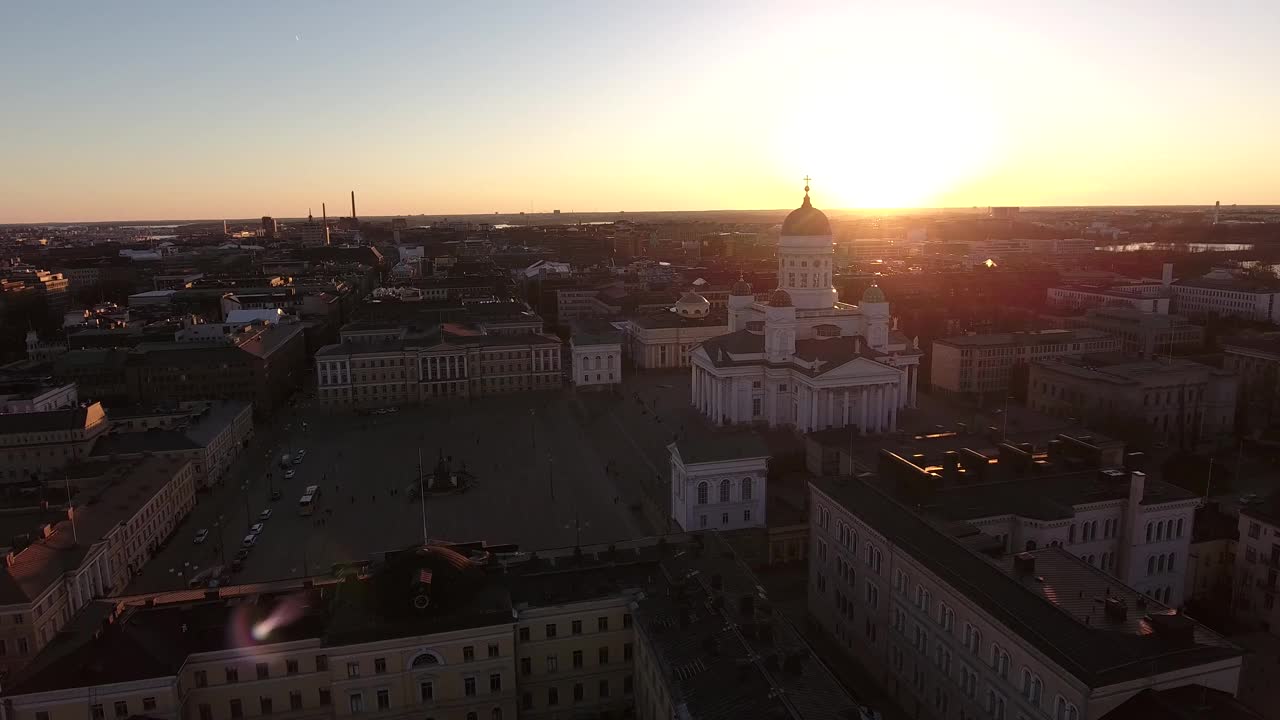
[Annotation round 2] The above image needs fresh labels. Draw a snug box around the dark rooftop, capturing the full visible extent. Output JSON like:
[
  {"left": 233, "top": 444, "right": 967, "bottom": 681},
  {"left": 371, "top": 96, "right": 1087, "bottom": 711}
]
[
  {"left": 667, "top": 409, "right": 770, "bottom": 465},
  {"left": 812, "top": 477, "right": 1241, "bottom": 688},
  {"left": 635, "top": 532, "right": 858, "bottom": 720},
  {"left": 1100, "top": 685, "right": 1263, "bottom": 720}
]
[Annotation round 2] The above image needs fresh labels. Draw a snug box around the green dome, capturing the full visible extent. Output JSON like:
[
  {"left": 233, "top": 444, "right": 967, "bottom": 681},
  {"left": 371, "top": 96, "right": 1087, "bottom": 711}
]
[{"left": 861, "top": 284, "right": 887, "bottom": 304}]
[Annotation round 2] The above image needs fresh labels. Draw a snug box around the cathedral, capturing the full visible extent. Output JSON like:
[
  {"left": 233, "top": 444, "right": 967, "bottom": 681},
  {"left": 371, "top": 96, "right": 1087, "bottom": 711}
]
[{"left": 689, "top": 187, "right": 921, "bottom": 434}]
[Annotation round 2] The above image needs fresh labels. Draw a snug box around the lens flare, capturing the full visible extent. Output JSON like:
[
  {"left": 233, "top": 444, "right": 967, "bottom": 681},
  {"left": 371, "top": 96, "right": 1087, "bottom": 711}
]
[{"left": 228, "top": 592, "right": 310, "bottom": 649}]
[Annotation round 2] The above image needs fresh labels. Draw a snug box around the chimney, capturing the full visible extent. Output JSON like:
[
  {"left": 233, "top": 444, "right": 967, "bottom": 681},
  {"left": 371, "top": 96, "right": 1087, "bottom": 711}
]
[
  {"left": 1128, "top": 471, "right": 1146, "bottom": 510},
  {"left": 1104, "top": 597, "right": 1127, "bottom": 622},
  {"left": 351, "top": 190, "right": 357, "bottom": 221},
  {"left": 1013, "top": 552, "right": 1036, "bottom": 576}
]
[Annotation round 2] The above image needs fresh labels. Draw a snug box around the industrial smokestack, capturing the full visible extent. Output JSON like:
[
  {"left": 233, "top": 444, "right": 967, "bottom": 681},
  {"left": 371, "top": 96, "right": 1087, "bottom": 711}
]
[
  {"left": 351, "top": 190, "right": 357, "bottom": 221},
  {"left": 322, "top": 203, "right": 326, "bottom": 225}
]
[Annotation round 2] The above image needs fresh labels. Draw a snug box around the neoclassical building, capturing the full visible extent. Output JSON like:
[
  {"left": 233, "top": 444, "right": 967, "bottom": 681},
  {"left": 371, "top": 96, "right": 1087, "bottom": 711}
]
[{"left": 689, "top": 189, "right": 921, "bottom": 434}]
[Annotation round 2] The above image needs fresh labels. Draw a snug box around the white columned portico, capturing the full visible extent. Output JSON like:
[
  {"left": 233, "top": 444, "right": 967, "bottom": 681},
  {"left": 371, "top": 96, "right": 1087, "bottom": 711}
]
[{"left": 859, "top": 386, "right": 868, "bottom": 435}]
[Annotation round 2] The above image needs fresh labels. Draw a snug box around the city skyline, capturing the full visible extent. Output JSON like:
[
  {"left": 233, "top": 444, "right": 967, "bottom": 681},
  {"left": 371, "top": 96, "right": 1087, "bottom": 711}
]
[{"left": 3, "top": 0, "right": 1280, "bottom": 223}]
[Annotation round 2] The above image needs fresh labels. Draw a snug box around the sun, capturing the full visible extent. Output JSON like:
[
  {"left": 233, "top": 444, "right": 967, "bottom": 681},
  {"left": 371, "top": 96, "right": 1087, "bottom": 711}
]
[{"left": 772, "top": 74, "right": 997, "bottom": 209}]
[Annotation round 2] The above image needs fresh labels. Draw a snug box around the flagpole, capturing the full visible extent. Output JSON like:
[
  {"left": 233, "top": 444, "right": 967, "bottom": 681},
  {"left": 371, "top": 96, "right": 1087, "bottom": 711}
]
[{"left": 418, "top": 448, "right": 428, "bottom": 546}]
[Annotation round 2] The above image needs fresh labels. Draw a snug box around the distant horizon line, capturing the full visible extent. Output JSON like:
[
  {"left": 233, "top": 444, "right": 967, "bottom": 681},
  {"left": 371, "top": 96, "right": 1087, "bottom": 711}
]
[{"left": 5, "top": 203, "right": 1278, "bottom": 227}]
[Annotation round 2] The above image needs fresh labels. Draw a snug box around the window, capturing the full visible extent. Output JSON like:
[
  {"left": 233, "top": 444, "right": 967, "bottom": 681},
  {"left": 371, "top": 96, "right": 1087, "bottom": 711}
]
[
  {"left": 316, "top": 654, "right": 329, "bottom": 671},
  {"left": 624, "top": 642, "right": 634, "bottom": 660},
  {"left": 92, "top": 706, "right": 105, "bottom": 720},
  {"left": 697, "top": 482, "right": 708, "bottom": 504},
  {"left": 547, "top": 687, "right": 559, "bottom": 706},
  {"left": 744, "top": 509, "right": 752, "bottom": 522},
  {"left": 286, "top": 659, "right": 299, "bottom": 675},
  {"left": 964, "top": 623, "right": 982, "bottom": 655},
  {"left": 465, "top": 677, "right": 477, "bottom": 697},
  {"left": 599, "top": 646, "right": 609, "bottom": 664},
  {"left": 520, "top": 657, "right": 532, "bottom": 676},
  {"left": 490, "top": 673, "right": 502, "bottom": 692},
  {"left": 143, "top": 698, "right": 157, "bottom": 712},
  {"left": 522, "top": 693, "right": 533, "bottom": 711},
  {"left": 420, "top": 681, "right": 434, "bottom": 702},
  {"left": 865, "top": 581, "right": 880, "bottom": 609},
  {"left": 598, "top": 616, "right": 609, "bottom": 631},
  {"left": 939, "top": 604, "right": 955, "bottom": 632},
  {"left": 319, "top": 689, "right": 331, "bottom": 707},
  {"left": 257, "top": 662, "right": 269, "bottom": 679},
  {"left": 719, "top": 479, "right": 731, "bottom": 502},
  {"left": 991, "top": 644, "right": 1010, "bottom": 679},
  {"left": 198, "top": 704, "right": 213, "bottom": 720},
  {"left": 599, "top": 679, "right": 611, "bottom": 698},
  {"left": 491, "top": 710, "right": 503, "bottom": 720},
  {"left": 546, "top": 655, "right": 558, "bottom": 673},
  {"left": 573, "top": 649, "right": 584, "bottom": 668},
  {"left": 261, "top": 697, "right": 274, "bottom": 716},
  {"left": 624, "top": 612, "right": 633, "bottom": 628},
  {"left": 226, "top": 667, "right": 239, "bottom": 683},
  {"left": 346, "top": 661, "right": 360, "bottom": 678},
  {"left": 519, "top": 627, "right": 530, "bottom": 642},
  {"left": 545, "top": 623, "right": 557, "bottom": 638},
  {"left": 348, "top": 693, "right": 363, "bottom": 714},
  {"left": 230, "top": 700, "right": 243, "bottom": 720},
  {"left": 463, "top": 646, "right": 475, "bottom": 662},
  {"left": 574, "top": 683, "right": 584, "bottom": 702},
  {"left": 722, "top": 512, "right": 729, "bottom": 525},
  {"left": 488, "top": 642, "right": 499, "bottom": 658},
  {"left": 571, "top": 619, "right": 582, "bottom": 635},
  {"left": 195, "top": 670, "right": 208, "bottom": 687},
  {"left": 114, "top": 701, "right": 129, "bottom": 718}
]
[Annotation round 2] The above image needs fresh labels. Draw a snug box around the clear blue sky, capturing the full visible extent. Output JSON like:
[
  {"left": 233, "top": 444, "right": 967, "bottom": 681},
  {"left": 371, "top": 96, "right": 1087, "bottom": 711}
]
[{"left": 2, "top": 0, "right": 1278, "bottom": 222}]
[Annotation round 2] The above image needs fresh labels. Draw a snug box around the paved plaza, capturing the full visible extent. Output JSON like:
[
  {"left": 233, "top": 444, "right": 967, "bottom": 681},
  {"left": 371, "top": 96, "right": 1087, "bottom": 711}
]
[{"left": 128, "top": 386, "right": 670, "bottom": 593}]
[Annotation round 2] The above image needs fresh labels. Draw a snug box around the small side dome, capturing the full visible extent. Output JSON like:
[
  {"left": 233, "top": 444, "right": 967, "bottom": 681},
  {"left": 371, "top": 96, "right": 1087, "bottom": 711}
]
[
  {"left": 674, "top": 292, "right": 711, "bottom": 318},
  {"left": 861, "top": 283, "right": 887, "bottom": 304},
  {"left": 769, "top": 288, "right": 793, "bottom": 307},
  {"left": 730, "top": 277, "right": 753, "bottom": 296}
]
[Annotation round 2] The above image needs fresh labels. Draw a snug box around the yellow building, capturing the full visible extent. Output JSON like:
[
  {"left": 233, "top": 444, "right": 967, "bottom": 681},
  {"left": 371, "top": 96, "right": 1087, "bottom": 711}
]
[{"left": 2, "top": 536, "right": 857, "bottom": 720}]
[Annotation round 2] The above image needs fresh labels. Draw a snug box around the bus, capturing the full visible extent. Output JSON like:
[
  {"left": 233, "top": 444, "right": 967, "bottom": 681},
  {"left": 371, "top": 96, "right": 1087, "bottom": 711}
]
[{"left": 299, "top": 485, "right": 321, "bottom": 516}]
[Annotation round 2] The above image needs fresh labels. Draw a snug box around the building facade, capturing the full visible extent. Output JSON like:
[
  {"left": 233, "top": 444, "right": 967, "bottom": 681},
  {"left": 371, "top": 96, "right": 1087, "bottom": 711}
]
[
  {"left": 1173, "top": 271, "right": 1280, "bottom": 323},
  {"left": 930, "top": 329, "right": 1119, "bottom": 399},
  {"left": 809, "top": 476, "right": 1243, "bottom": 720},
  {"left": 1028, "top": 356, "right": 1237, "bottom": 445},
  {"left": 315, "top": 332, "right": 562, "bottom": 407},
  {"left": 667, "top": 431, "right": 769, "bottom": 532},
  {"left": 569, "top": 323, "right": 622, "bottom": 390},
  {"left": 0, "top": 403, "right": 109, "bottom": 484}
]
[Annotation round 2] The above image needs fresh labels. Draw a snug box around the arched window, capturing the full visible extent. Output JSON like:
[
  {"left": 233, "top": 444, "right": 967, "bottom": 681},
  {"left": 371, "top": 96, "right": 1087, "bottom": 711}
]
[
  {"left": 1025, "top": 540, "right": 1037, "bottom": 551},
  {"left": 1146, "top": 523, "right": 1152, "bottom": 542},
  {"left": 1156, "top": 520, "right": 1164, "bottom": 540},
  {"left": 741, "top": 477, "right": 752, "bottom": 501},
  {"left": 1168, "top": 551, "right": 1176, "bottom": 568},
  {"left": 697, "top": 482, "right": 708, "bottom": 505},
  {"left": 719, "top": 479, "right": 731, "bottom": 502},
  {"left": 492, "top": 709, "right": 503, "bottom": 720},
  {"left": 1147, "top": 556, "right": 1156, "bottom": 575},
  {"left": 1157, "top": 554, "right": 1166, "bottom": 573},
  {"left": 1088, "top": 554, "right": 1095, "bottom": 565},
  {"left": 991, "top": 644, "right": 1010, "bottom": 678},
  {"left": 1068, "top": 524, "right": 1076, "bottom": 543},
  {"left": 1176, "top": 518, "right": 1184, "bottom": 537},
  {"left": 410, "top": 652, "right": 442, "bottom": 667},
  {"left": 1029, "top": 674, "right": 1043, "bottom": 705}
]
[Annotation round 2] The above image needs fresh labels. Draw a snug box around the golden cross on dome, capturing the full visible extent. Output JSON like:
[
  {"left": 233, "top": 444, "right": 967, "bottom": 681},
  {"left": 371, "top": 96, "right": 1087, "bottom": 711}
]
[{"left": 803, "top": 175, "right": 811, "bottom": 194}]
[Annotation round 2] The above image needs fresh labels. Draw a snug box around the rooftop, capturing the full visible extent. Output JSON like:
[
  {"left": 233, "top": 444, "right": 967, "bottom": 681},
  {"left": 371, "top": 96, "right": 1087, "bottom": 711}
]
[
  {"left": 635, "top": 532, "right": 858, "bottom": 720},
  {"left": 668, "top": 409, "right": 770, "bottom": 465},
  {"left": 0, "top": 456, "right": 194, "bottom": 603},
  {"left": 936, "top": 328, "right": 1113, "bottom": 349},
  {"left": 1033, "top": 353, "right": 1230, "bottom": 386},
  {"left": 1221, "top": 331, "right": 1280, "bottom": 357},
  {"left": 812, "top": 477, "right": 1241, "bottom": 688},
  {"left": 0, "top": 402, "right": 105, "bottom": 437}
]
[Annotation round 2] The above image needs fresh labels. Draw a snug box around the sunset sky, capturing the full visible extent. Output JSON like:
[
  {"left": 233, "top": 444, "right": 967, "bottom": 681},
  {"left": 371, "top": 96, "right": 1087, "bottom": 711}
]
[{"left": 2, "top": 0, "right": 1278, "bottom": 223}]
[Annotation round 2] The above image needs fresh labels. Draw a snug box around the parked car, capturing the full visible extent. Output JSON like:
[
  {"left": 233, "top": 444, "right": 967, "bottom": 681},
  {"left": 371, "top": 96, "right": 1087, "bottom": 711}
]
[
  {"left": 242, "top": 534, "right": 257, "bottom": 548},
  {"left": 258, "top": 509, "right": 273, "bottom": 521},
  {"left": 234, "top": 548, "right": 251, "bottom": 562},
  {"left": 249, "top": 523, "right": 265, "bottom": 535},
  {"left": 193, "top": 529, "right": 209, "bottom": 544},
  {"left": 271, "top": 490, "right": 282, "bottom": 501},
  {"left": 284, "top": 469, "right": 296, "bottom": 479},
  {"left": 1240, "top": 493, "right": 1263, "bottom": 505}
]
